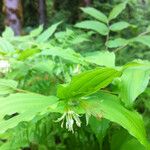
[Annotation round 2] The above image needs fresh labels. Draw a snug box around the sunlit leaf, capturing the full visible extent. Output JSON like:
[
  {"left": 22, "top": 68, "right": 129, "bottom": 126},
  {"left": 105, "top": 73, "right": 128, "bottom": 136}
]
[
  {"left": 0, "top": 93, "right": 58, "bottom": 133},
  {"left": 36, "top": 22, "right": 61, "bottom": 42},
  {"left": 75, "top": 20, "right": 109, "bottom": 35},
  {"left": 18, "top": 48, "right": 41, "bottom": 60},
  {"left": 133, "top": 36, "right": 150, "bottom": 47},
  {"left": 111, "top": 129, "right": 146, "bottom": 150},
  {"left": 0, "top": 79, "right": 18, "bottom": 96},
  {"left": 108, "top": 1, "right": 127, "bottom": 21},
  {"left": 81, "top": 7, "right": 108, "bottom": 23},
  {"left": 110, "top": 21, "right": 131, "bottom": 32},
  {"left": 41, "top": 47, "right": 85, "bottom": 64},
  {"left": 146, "top": 25, "right": 150, "bottom": 32},
  {"left": 85, "top": 51, "right": 115, "bottom": 67},
  {"left": 29, "top": 25, "right": 43, "bottom": 37},
  {"left": 0, "top": 38, "right": 15, "bottom": 53},
  {"left": 32, "top": 60, "right": 54, "bottom": 74},
  {"left": 119, "top": 64, "right": 150, "bottom": 107},
  {"left": 2, "top": 27, "right": 14, "bottom": 40},
  {"left": 81, "top": 92, "right": 149, "bottom": 148},
  {"left": 106, "top": 38, "right": 129, "bottom": 48},
  {"left": 57, "top": 67, "right": 121, "bottom": 99},
  {"left": 89, "top": 117, "right": 110, "bottom": 144}
]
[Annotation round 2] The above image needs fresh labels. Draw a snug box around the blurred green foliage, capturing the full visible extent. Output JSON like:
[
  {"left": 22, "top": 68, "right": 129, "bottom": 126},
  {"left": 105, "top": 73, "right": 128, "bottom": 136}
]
[{"left": 0, "top": 0, "right": 150, "bottom": 150}]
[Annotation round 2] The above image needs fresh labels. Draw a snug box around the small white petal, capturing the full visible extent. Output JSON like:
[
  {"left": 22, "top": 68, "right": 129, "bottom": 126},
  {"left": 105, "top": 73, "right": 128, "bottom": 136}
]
[
  {"left": 85, "top": 113, "right": 91, "bottom": 126},
  {"left": 54, "top": 112, "right": 66, "bottom": 122},
  {"left": 61, "top": 118, "right": 65, "bottom": 128},
  {"left": 72, "top": 113, "right": 81, "bottom": 127}
]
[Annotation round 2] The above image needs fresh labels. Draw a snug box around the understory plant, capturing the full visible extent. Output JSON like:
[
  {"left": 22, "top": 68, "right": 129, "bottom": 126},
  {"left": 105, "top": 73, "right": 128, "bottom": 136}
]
[{"left": 0, "top": 1, "right": 150, "bottom": 150}]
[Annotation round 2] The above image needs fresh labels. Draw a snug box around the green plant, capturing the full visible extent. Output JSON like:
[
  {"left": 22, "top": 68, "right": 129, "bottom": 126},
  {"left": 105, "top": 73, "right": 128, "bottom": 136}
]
[
  {"left": 75, "top": 1, "right": 150, "bottom": 53},
  {"left": 0, "top": 2, "right": 150, "bottom": 149}
]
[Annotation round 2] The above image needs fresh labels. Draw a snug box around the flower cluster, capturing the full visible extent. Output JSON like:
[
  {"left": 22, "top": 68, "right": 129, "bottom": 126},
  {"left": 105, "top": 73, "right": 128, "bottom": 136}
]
[
  {"left": 0, "top": 60, "right": 10, "bottom": 73},
  {"left": 55, "top": 110, "right": 81, "bottom": 133}
]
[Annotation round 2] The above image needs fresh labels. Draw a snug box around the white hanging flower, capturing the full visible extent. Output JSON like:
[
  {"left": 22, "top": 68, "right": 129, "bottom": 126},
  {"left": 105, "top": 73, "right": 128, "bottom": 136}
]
[
  {"left": 0, "top": 60, "right": 10, "bottom": 73},
  {"left": 55, "top": 110, "right": 81, "bottom": 133},
  {"left": 85, "top": 113, "right": 91, "bottom": 126},
  {"left": 73, "top": 64, "right": 81, "bottom": 74}
]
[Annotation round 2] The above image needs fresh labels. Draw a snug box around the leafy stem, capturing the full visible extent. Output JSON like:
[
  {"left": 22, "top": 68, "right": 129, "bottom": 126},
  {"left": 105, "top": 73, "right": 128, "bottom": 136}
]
[{"left": 105, "top": 23, "right": 110, "bottom": 51}]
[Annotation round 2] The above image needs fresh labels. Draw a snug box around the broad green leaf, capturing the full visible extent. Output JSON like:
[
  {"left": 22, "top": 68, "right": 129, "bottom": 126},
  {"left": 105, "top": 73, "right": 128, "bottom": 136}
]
[
  {"left": 111, "top": 129, "right": 131, "bottom": 150},
  {"left": 11, "top": 35, "right": 32, "bottom": 43},
  {"left": 122, "top": 61, "right": 145, "bottom": 70},
  {"left": 0, "top": 143, "right": 10, "bottom": 150},
  {"left": 55, "top": 31, "right": 66, "bottom": 42},
  {"left": 18, "top": 48, "right": 41, "bottom": 60},
  {"left": 0, "top": 79, "right": 18, "bottom": 96},
  {"left": 81, "top": 7, "right": 108, "bottom": 23},
  {"left": 133, "top": 35, "right": 150, "bottom": 47},
  {"left": 29, "top": 25, "right": 43, "bottom": 37},
  {"left": 81, "top": 92, "right": 148, "bottom": 148},
  {"left": 41, "top": 47, "right": 85, "bottom": 64},
  {"left": 0, "top": 38, "right": 14, "bottom": 53},
  {"left": 0, "top": 115, "right": 57, "bottom": 150},
  {"left": 55, "top": 29, "right": 89, "bottom": 44},
  {"left": 8, "top": 35, "right": 34, "bottom": 51},
  {"left": 32, "top": 60, "right": 54, "bottom": 74},
  {"left": 108, "top": 2, "right": 127, "bottom": 21},
  {"left": 146, "top": 25, "right": 150, "bottom": 32},
  {"left": 6, "top": 61, "right": 29, "bottom": 80},
  {"left": 2, "top": 27, "right": 14, "bottom": 40},
  {"left": 119, "top": 65, "right": 150, "bottom": 107},
  {"left": 36, "top": 22, "right": 61, "bottom": 42},
  {"left": 121, "top": 139, "right": 146, "bottom": 150},
  {"left": 57, "top": 67, "right": 121, "bottom": 99},
  {"left": 85, "top": 51, "right": 115, "bottom": 67},
  {"left": 70, "top": 36, "right": 89, "bottom": 44},
  {"left": 75, "top": 20, "right": 109, "bottom": 35},
  {"left": 110, "top": 21, "right": 131, "bottom": 32},
  {"left": 89, "top": 117, "right": 109, "bottom": 144},
  {"left": 111, "top": 129, "right": 146, "bottom": 150},
  {"left": 0, "top": 93, "right": 58, "bottom": 133},
  {"left": 106, "top": 38, "right": 129, "bottom": 48},
  {"left": 144, "top": 88, "right": 150, "bottom": 111}
]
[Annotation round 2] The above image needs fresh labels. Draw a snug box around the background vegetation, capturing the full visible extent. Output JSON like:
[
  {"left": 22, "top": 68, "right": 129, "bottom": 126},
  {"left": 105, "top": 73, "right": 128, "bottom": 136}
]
[{"left": 0, "top": 0, "right": 150, "bottom": 150}]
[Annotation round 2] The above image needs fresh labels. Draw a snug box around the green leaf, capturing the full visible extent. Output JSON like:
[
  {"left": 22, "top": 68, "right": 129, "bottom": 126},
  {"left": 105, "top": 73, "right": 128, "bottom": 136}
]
[
  {"left": 85, "top": 51, "right": 115, "bottom": 67},
  {"left": 81, "top": 7, "right": 108, "bottom": 23},
  {"left": 111, "top": 129, "right": 146, "bottom": 150},
  {"left": 146, "top": 25, "right": 150, "bottom": 32},
  {"left": 133, "top": 35, "right": 150, "bottom": 47},
  {"left": 120, "top": 139, "right": 146, "bottom": 150},
  {"left": 75, "top": 20, "right": 109, "bottom": 35},
  {"left": 57, "top": 67, "right": 121, "bottom": 99},
  {"left": 106, "top": 38, "right": 129, "bottom": 48},
  {"left": 81, "top": 92, "right": 149, "bottom": 148},
  {"left": 144, "top": 88, "right": 150, "bottom": 111},
  {"left": 0, "top": 115, "right": 58, "bottom": 150},
  {"left": 41, "top": 47, "right": 85, "bottom": 64},
  {"left": 110, "top": 21, "right": 131, "bottom": 32},
  {"left": 89, "top": 117, "right": 109, "bottom": 144},
  {"left": 108, "top": 2, "right": 127, "bottom": 21},
  {"left": 18, "top": 48, "right": 41, "bottom": 60},
  {"left": 36, "top": 22, "right": 61, "bottom": 42},
  {"left": 6, "top": 61, "right": 29, "bottom": 80},
  {"left": 29, "top": 25, "right": 43, "bottom": 37},
  {"left": 0, "top": 79, "right": 18, "bottom": 96},
  {"left": 0, "top": 38, "right": 15, "bottom": 53},
  {"left": 119, "top": 65, "right": 150, "bottom": 107},
  {"left": 2, "top": 27, "right": 14, "bottom": 40},
  {"left": 55, "top": 29, "right": 90, "bottom": 44},
  {"left": 0, "top": 93, "right": 58, "bottom": 133},
  {"left": 32, "top": 60, "right": 54, "bottom": 74}
]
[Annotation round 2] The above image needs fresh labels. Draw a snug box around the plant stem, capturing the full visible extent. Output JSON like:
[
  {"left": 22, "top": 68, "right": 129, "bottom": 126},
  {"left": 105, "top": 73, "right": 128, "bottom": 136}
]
[{"left": 105, "top": 22, "right": 110, "bottom": 51}]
